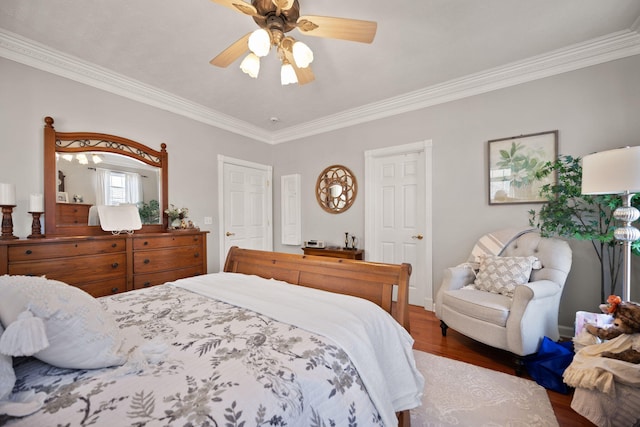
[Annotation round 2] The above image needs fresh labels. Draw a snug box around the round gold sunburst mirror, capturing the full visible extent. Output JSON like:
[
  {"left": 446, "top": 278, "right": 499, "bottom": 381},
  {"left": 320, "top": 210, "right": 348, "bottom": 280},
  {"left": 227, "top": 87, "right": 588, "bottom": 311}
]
[{"left": 315, "top": 165, "right": 358, "bottom": 214}]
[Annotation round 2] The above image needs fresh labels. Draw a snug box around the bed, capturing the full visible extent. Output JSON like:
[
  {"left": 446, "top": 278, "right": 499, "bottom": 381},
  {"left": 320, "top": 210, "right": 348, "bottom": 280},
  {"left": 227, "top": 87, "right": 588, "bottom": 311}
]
[{"left": 0, "top": 247, "right": 423, "bottom": 427}]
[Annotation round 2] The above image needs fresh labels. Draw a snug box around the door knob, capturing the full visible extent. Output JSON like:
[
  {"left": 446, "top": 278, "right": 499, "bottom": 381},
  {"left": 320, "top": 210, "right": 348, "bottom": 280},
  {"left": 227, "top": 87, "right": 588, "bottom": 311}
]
[
  {"left": 412, "top": 234, "right": 424, "bottom": 240},
  {"left": 226, "top": 232, "right": 235, "bottom": 236}
]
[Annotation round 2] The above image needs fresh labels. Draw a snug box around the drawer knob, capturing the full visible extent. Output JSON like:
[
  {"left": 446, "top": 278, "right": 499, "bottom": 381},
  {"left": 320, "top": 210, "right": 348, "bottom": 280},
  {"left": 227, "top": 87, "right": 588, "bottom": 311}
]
[
  {"left": 143, "top": 281, "right": 151, "bottom": 287},
  {"left": 143, "top": 259, "right": 150, "bottom": 264},
  {"left": 112, "top": 243, "right": 117, "bottom": 248},
  {"left": 111, "top": 287, "right": 119, "bottom": 294},
  {"left": 194, "top": 253, "right": 200, "bottom": 258},
  {"left": 111, "top": 262, "right": 119, "bottom": 268},
  {"left": 25, "top": 249, "right": 32, "bottom": 255},
  {"left": 143, "top": 241, "right": 149, "bottom": 246}
]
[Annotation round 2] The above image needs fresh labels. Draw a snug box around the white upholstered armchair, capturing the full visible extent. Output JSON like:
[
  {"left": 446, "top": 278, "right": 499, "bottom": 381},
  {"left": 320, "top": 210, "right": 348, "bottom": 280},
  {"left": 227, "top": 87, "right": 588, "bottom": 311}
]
[{"left": 435, "top": 230, "right": 572, "bottom": 373}]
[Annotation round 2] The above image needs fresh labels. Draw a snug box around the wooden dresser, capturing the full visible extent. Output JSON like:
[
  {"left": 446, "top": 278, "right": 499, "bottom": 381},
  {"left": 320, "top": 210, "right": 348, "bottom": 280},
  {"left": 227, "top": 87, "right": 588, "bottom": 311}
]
[
  {"left": 302, "top": 247, "right": 364, "bottom": 260},
  {"left": 0, "top": 230, "right": 207, "bottom": 298},
  {"left": 132, "top": 232, "right": 206, "bottom": 290},
  {"left": 56, "top": 203, "right": 92, "bottom": 225}
]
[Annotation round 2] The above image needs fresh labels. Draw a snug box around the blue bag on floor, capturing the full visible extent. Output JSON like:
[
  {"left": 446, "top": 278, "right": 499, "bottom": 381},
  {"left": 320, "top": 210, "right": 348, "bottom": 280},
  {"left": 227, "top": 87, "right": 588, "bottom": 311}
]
[{"left": 524, "top": 336, "right": 574, "bottom": 394}]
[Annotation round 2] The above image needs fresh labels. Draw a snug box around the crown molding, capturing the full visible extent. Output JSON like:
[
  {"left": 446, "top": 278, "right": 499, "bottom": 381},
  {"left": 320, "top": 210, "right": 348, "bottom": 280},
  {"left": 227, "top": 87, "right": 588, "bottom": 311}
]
[
  {"left": 1, "top": 26, "right": 639, "bottom": 145},
  {"left": 272, "top": 28, "right": 640, "bottom": 143}
]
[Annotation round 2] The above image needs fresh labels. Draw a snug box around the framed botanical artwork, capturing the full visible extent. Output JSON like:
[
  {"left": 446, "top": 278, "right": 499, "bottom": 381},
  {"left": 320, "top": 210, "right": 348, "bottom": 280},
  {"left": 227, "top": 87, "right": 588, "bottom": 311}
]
[
  {"left": 488, "top": 130, "right": 558, "bottom": 205},
  {"left": 56, "top": 191, "right": 69, "bottom": 203}
]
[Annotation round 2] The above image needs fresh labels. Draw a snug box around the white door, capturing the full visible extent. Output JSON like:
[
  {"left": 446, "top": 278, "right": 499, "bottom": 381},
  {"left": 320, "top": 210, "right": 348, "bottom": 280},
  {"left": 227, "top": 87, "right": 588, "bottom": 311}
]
[
  {"left": 218, "top": 155, "right": 273, "bottom": 268},
  {"left": 365, "top": 141, "right": 433, "bottom": 309}
]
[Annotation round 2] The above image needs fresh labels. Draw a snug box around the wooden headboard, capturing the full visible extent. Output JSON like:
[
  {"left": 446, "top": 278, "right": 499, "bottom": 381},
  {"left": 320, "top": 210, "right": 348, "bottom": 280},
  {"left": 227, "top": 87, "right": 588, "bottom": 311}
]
[{"left": 223, "top": 246, "right": 412, "bottom": 331}]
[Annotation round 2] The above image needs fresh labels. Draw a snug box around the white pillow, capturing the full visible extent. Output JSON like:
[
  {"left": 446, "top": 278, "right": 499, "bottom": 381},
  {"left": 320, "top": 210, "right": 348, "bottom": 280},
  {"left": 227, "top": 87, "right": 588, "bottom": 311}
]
[
  {"left": 0, "top": 275, "right": 126, "bottom": 370},
  {"left": 473, "top": 255, "right": 538, "bottom": 297},
  {"left": 0, "top": 322, "right": 15, "bottom": 400}
]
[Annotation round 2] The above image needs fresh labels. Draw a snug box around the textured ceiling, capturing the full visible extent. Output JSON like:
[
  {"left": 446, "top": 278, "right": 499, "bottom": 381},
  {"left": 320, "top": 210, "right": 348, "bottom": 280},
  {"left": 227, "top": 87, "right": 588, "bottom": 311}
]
[{"left": 1, "top": 0, "right": 639, "bottom": 142}]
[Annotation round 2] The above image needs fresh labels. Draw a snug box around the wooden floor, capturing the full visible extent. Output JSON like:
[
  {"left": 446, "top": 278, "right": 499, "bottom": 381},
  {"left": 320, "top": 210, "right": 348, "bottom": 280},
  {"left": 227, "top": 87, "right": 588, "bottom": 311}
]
[{"left": 409, "top": 305, "right": 596, "bottom": 426}]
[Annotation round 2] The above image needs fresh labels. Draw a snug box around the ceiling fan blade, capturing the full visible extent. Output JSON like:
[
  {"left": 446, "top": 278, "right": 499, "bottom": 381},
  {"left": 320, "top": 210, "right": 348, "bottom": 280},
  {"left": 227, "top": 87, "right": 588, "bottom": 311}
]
[
  {"left": 293, "top": 63, "right": 314, "bottom": 85},
  {"left": 282, "top": 46, "right": 315, "bottom": 85},
  {"left": 297, "top": 15, "right": 377, "bottom": 43},
  {"left": 210, "top": 32, "right": 251, "bottom": 67},
  {"left": 209, "top": 0, "right": 258, "bottom": 16}
]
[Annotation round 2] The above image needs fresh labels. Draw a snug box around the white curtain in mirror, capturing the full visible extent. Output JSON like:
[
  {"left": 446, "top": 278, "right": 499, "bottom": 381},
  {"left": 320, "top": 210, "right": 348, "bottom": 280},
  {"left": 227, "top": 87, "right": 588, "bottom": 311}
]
[{"left": 95, "top": 168, "right": 143, "bottom": 206}]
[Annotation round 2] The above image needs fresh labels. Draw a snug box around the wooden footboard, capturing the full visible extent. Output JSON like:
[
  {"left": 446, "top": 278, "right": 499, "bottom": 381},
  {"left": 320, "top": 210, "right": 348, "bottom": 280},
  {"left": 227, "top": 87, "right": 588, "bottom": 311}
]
[{"left": 223, "top": 246, "right": 412, "bottom": 332}]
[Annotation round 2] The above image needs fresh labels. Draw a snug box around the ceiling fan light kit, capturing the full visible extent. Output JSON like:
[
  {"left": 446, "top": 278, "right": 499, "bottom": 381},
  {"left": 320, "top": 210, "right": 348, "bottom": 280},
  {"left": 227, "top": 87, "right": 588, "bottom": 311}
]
[
  {"left": 209, "top": 0, "right": 377, "bottom": 86},
  {"left": 280, "top": 60, "right": 297, "bottom": 85},
  {"left": 240, "top": 52, "right": 260, "bottom": 78},
  {"left": 248, "top": 29, "right": 271, "bottom": 57}
]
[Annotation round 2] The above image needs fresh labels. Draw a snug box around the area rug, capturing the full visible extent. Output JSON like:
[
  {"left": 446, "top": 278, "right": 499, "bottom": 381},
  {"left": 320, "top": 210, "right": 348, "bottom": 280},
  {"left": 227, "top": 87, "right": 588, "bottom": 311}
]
[{"left": 410, "top": 350, "right": 558, "bottom": 426}]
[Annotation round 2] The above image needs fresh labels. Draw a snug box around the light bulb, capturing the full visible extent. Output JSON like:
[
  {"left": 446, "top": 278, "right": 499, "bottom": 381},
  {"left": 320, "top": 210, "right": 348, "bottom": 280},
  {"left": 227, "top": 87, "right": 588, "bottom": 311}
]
[
  {"left": 248, "top": 29, "right": 271, "bottom": 57},
  {"left": 292, "top": 41, "right": 313, "bottom": 68},
  {"left": 281, "top": 63, "right": 298, "bottom": 85},
  {"left": 62, "top": 154, "right": 73, "bottom": 162},
  {"left": 76, "top": 153, "right": 88, "bottom": 165},
  {"left": 240, "top": 53, "right": 260, "bottom": 78},
  {"left": 92, "top": 154, "right": 103, "bottom": 164}
]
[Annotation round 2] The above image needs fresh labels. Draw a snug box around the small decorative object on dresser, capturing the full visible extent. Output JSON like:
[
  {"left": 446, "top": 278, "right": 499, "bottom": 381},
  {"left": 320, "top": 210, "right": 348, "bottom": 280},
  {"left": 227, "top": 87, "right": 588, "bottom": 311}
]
[
  {"left": 165, "top": 204, "right": 190, "bottom": 229},
  {"left": 0, "top": 183, "right": 17, "bottom": 240},
  {"left": 56, "top": 192, "right": 69, "bottom": 203}
]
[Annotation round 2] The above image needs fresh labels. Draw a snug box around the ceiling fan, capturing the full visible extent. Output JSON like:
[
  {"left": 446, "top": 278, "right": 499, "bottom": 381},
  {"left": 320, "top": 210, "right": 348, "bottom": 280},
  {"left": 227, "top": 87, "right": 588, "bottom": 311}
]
[{"left": 209, "top": 0, "right": 377, "bottom": 85}]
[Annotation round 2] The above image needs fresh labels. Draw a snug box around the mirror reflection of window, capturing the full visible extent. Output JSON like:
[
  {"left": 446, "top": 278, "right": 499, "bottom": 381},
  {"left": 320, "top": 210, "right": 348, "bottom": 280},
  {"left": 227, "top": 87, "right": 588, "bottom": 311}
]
[{"left": 96, "top": 169, "right": 143, "bottom": 206}]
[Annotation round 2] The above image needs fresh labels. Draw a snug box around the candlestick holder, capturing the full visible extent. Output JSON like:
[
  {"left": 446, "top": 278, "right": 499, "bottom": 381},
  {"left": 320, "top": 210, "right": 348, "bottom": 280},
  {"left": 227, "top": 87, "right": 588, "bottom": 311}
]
[
  {"left": 1, "top": 205, "right": 18, "bottom": 240},
  {"left": 28, "top": 211, "right": 45, "bottom": 239}
]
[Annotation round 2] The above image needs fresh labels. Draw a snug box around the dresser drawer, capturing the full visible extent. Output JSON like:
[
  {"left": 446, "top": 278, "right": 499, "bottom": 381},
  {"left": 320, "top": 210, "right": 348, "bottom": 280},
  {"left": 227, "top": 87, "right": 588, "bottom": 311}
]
[
  {"left": 9, "top": 253, "right": 126, "bottom": 285},
  {"left": 133, "top": 233, "right": 203, "bottom": 250},
  {"left": 77, "top": 277, "right": 126, "bottom": 297},
  {"left": 133, "top": 246, "right": 202, "bottom": 274},
  {"left": 9, "top": 239, "right": 126, "bottom": 261},
  {"left": 56, "top": 203, "right": 91, "bottom": 225},
  {"left": 133, "top": 265, "right": 203, "bottom": 290}
]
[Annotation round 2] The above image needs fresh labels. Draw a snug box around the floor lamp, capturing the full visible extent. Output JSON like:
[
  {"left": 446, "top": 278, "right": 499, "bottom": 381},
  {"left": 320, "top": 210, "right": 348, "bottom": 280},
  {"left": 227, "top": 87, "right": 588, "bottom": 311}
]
[{"left": 581, "top": 146, "right": 640, "bottom": 302}]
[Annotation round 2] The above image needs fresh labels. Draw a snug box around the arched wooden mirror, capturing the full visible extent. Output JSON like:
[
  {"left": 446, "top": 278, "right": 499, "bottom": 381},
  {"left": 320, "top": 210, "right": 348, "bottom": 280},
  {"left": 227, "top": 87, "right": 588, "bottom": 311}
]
[
  {"left": 315, "top": 165, "right": 357, "bottom": 214},
  {"left": 43, "top": 117, "right": 169, "bottom": 236}
]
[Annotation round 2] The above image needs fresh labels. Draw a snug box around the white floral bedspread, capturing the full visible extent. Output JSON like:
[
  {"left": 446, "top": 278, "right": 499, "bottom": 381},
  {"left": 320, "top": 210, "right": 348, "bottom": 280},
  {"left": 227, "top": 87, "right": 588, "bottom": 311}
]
[{"left": 3, "top": 275, "right": 418, "bottom": 427}]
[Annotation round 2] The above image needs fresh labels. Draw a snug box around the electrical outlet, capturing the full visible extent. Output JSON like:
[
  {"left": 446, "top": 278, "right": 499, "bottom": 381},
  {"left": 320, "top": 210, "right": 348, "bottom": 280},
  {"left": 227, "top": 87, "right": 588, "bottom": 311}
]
[{"left": 204, "top": 216, "right": 213, "bottom": 225}]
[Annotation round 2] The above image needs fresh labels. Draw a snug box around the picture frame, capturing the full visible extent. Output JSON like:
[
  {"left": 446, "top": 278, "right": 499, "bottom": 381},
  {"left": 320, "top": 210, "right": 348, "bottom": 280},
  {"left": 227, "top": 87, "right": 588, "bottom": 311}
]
[
  {"left": 56, "top": 191, "right": 69, "bottom": 203},
  {"left": 488, "top": 130, "right": 558, "bottom": 205}
]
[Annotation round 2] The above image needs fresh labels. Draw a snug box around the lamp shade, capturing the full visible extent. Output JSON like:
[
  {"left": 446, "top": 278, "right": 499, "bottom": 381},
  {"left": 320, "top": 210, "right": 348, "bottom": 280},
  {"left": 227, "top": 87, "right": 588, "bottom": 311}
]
[
  {"left": 581, "top": 146, "right": 640, "bottom": 195},
  {"left": 97, "top": 205, "right": 142, "bottom": 233}
]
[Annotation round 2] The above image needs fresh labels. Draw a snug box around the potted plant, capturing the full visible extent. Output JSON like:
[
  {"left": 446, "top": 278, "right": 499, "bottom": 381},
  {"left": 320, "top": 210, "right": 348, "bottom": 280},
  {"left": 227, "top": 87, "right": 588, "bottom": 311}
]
[
  {"left": 138, "top": 200, "right": 160, "bottom": 224},
  {"left": 528, "top": 155, "right": 640, "bottom": 302}
]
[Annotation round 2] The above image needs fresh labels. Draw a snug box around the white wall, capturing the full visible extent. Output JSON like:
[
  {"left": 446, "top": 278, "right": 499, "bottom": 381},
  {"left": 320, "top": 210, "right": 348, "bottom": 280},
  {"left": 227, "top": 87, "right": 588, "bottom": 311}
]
[
  {"left": 271, "top": 55, "right": 640, "bottom": 331},
  {"left": 2, "top": 54, "right": 640, "bottom": 333}
]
